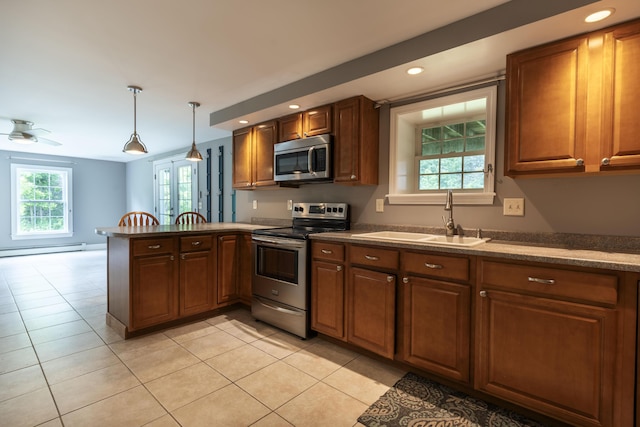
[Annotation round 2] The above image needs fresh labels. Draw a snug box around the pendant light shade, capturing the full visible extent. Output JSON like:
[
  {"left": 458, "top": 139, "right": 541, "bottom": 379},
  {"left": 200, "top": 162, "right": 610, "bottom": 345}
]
[
  {"left": 185, "top": 101, "right": 203, "bottom": 162},
  {"left": 122, "top": 86, "right": 148, "bottom": 155}
]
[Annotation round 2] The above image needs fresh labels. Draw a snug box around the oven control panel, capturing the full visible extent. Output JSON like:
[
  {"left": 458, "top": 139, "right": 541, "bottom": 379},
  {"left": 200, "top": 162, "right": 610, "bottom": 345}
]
[{"left": 292, "top": 202, "right": 348, "bottom": 220}]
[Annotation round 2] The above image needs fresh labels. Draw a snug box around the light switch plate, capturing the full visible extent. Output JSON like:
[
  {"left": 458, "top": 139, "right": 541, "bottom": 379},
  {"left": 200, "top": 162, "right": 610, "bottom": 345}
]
[
  {"left": 503, "top": 198, "right": 524, "bottom": 216},
  {"left": 252, "top": 200, "right": 258, "bottom": 210},
  {"left": 375, "top": 199, "right": 384, "bottom": 213},
  {"left": 287, "top": 200, "right": 293, "bottom": 211}
]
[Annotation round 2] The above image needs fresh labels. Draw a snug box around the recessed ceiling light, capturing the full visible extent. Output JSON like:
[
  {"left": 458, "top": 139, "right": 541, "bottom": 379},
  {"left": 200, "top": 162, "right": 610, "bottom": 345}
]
[
  {"left": 288, "top": 104, "right": 300, "bottom": 110},
  {"left": 407, "top": 66, "right": 424, "bottom": 75},
  {"left": 239, "top": 119, "right": 249, "bottom": 124},
  {"left": 585, "top": 8, "right": 615, "bottom": 23}
]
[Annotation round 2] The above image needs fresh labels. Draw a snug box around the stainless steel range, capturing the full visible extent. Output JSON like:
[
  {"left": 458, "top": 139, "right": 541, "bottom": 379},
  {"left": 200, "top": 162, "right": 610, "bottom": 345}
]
[{"left": 251, "top": 202, "right": 349, "bottom": 338}]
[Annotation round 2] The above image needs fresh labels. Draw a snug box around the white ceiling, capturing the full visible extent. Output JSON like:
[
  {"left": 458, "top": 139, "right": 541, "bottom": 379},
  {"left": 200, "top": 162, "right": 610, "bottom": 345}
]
[{"left": 1, "top": 0, "right": 638, "bottom": 162}]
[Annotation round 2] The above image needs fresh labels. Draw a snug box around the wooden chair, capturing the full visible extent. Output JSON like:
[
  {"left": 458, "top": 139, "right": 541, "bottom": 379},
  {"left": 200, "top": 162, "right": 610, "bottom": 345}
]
[
  {"left": 118, "top": 211, "right": 159, "bottom": 226},
  {"left": 175, "top": 211, "right": 207, "bottom": 224}
]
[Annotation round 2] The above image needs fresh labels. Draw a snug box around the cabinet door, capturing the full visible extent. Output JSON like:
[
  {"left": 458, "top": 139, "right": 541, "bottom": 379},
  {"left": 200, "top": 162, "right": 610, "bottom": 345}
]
[
  {"left": 253, "top": 121, "right": 277, "bottom": 187},
  {"left": 303, "top": 104, "right": 332, "bottom": 137},
  {"left": 232, "top": 127, "right": 253, "bottom": 189},
  {"left": 179, "top": 250, "right": 214, "bottom": 316},
  {"left": 217, "top": 234, "right": 238, "bottom": 305},
  {"left": 505, "top": 37, "right": 589, "bottom": 176},
  {"left": 475, "top": 289, "right": 617, "bottom": 427},
  {"left": 401, "top": 276, "right": 470, "bottom": 382},
  {"left": 131, "top": 254, "right": 178, "bottom": 330},
  {"left": 600, "top": 20, "right": 640, "bottom": 170},
  {"left": 278, "top": 113, "right": 303, "bottom": 142},
  {"left": 347, "top": 267, "right": 395, "bottom": 358},
  {"left": 238, "top": 233, "right": 253, "bottom": 305},
  {"left": 311, "top": 260, "right": 345, "bottom": 339}
]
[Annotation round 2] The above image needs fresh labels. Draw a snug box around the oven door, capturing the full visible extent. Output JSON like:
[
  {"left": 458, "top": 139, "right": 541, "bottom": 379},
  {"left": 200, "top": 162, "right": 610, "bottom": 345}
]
[{"left": 252, "top": 235, "right": 308, "bottom": 309}]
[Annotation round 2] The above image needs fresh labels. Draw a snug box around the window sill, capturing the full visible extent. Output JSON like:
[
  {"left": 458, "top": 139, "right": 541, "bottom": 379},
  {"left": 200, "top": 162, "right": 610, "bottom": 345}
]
[
  {"left": 11, "top": 232, "right": 74, "bottom": 240},
  {"left": 386, "top": 192, "right": 495, "bottom": 205}
]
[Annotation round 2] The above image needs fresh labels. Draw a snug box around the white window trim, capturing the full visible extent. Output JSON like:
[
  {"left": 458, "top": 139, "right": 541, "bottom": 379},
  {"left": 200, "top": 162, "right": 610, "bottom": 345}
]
[
  {"left": 387, "top": 86, "right": 497, "bottom": 205},
  {"left": 11, "top": 164, "right": 74, "bottom": 240}
]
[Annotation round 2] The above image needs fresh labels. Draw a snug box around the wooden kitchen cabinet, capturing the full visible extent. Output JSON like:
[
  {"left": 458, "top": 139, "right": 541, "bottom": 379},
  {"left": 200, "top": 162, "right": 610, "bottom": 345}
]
[
  {"left": 238, "top": 232, "right": 253, "bottom": 305},
  {"left": 130, "top": 237, "right": 179, "bottom": 330},
  {"left": 232, "top": 120, "right": 278, "bottom": 189},
  {"left": 277, "top": 104, "right": 332, "bottom": 142},
  {"left": 505, "top": 18, "right": 640, "bottom": 177},
  {"left": 178, "top": 235, "right": 214, "bottom": 316},
  {"left": 475, "top": 258, "right": 636, "bottom": 427},
  {"left": 333, "top": 95, "right": 379, "bottom": 185},
  {"left": 311, "top": 241, "right": 346, "bottom": 340},
  {"left": 399, "top": 251, "right": 472, "bottom": 383},
  {"left": 216, "top": 234, "right": 239, "bottom": 306}
]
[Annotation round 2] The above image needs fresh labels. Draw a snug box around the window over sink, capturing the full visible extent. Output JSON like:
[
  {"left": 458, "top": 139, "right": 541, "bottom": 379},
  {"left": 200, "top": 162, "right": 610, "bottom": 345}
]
[{"left": 387, "top": 85, "right": 497, "bottom": 205}]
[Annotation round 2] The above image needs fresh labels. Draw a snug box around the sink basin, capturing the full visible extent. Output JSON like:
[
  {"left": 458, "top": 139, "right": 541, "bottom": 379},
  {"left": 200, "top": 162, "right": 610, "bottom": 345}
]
[
  {"left": 355, "top": 231, "right": 490, "bottom": 247},
  {"left": 426, "top": 235, "right": 491, "bottom": 247},
  {"left": 355, "top": 231, "right": 436, "bottom": 242}
]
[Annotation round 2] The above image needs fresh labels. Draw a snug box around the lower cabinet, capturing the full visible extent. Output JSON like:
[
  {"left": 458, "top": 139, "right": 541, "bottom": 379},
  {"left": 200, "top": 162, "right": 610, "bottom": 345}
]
[
  {"left": 179, "top": 235, "right": 214, "bottom": 316},
  {"left": 347, "top": 267, "right": 396, "bottom": 359},
  {"left": 131, "top": 252, "right": 179, "bottom": 330},
  {"left": 238, "top": 233, "right": 253, "bottom": 305},
  {"left": 217, "top": 234, "right": 239, "bottom": 306},
  {"left": 311, "top": 241, "right": 346, "bottom": 339}
]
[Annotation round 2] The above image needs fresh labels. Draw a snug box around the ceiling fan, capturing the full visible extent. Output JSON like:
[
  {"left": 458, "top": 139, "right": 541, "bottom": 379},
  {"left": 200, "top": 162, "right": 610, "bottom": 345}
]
[{"left": 1, "top": 119, "right": 62, "bottom": 146}]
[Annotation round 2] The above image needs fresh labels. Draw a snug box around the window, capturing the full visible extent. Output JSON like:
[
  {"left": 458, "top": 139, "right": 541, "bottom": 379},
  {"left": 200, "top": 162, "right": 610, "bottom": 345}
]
[
  {"left": 11, "top": 164, "right": 73, "bottom": 239},
  {"left": 388, "top": 85, "right": 497, "bottom": 205},
  {"left": 153, "top": 157, "right": 198, "bottom": 225}
]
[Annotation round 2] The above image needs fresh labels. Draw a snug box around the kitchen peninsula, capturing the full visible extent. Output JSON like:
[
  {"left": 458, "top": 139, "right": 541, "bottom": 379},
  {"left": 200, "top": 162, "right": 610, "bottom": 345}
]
[{"left": 95, "top": 223, "right": 266, "bottom": 338}]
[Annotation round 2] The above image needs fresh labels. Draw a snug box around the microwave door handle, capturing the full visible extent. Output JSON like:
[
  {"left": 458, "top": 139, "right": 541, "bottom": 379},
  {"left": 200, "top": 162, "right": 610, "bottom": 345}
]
[{"left": 308, "top": 146, "right": 315, "bottom": 175}]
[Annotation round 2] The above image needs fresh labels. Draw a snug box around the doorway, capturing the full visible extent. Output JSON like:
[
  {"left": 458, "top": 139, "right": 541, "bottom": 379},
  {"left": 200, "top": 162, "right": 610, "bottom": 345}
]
[{"left": 153, "top": 157, "right": 198, "bottom": 225}]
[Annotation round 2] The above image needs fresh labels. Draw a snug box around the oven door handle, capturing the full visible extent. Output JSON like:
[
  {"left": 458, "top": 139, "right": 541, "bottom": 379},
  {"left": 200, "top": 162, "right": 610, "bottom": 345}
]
[
  {"left": 252, "top": 236, "right": 306, "bottom": 250},
  {"left": 255, "top": 298, "right": 304, "bottom": 316}
]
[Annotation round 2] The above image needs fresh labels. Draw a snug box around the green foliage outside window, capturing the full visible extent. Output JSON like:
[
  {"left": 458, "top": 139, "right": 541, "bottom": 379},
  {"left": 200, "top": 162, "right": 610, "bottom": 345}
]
[{"left": 18, "top": 171, "right": 66, "bottom": 233}]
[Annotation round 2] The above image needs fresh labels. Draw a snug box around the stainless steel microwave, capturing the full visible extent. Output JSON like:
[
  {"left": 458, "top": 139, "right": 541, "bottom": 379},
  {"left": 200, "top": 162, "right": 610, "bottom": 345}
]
[{"left": 273, "top": 134, "right": 332, "bottom": 183}]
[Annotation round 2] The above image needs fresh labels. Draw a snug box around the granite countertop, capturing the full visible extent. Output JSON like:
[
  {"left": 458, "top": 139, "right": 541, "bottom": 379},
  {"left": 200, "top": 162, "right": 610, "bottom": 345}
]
[
  {"left": 95, "top": 222, "right": 270, "bottom": 238},
  {"left": 312, "top": 231, "right": 640, "bottom": 273}
]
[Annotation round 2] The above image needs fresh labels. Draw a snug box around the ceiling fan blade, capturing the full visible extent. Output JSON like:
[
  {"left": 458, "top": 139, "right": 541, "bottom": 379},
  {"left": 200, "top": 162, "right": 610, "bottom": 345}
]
[
  {"left": 38, "top": 137, "right": 62, "bottom": 146},
  {"left": 28, "top": 128, "right": 51, "bottom": 135}
]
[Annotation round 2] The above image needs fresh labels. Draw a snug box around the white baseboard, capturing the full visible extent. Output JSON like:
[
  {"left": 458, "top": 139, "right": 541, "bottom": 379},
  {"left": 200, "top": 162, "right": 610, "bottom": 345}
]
[{"left": 0, "top": 243, "right": 107, "bottom": 258}]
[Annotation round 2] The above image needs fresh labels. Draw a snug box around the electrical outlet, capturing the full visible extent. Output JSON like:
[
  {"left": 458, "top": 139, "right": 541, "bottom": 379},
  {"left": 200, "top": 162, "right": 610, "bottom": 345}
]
[
  {"left": 375, "top": 199, "right": 384, "bottom": 213},
  {"left": 252, "top": 200, "right": 258, "bottom": 210},
  {"left": 287, "top": 200, "right": 293, "bottom": 211},
  {"left": 503, "top": 198, "right": 524, "bottom": 216}
]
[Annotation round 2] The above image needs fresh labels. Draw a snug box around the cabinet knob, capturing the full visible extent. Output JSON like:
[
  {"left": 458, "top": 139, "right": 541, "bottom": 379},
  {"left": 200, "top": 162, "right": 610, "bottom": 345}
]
[
  {"left": 387, "top": 275, "right": 394, "bottom": 283},
  {"left": 303, "top": 132, "right": 308, "bottom": 137},
  {"left": 479, "top": 290, "right": 487, "bottom": 297},
  {"left": 402, "top": 277, "right": 409, "bottom": 284},
  {"left": 350, "top": 175, "right": 357, "bottom": 180},
  {"left": 336, "top": 265, "right": 342, "bottom": 272},
  {"left": 181, "top": 254, "right": 185, "bottom": 260},
  {"left": 170, "top": 256, "right": 175, "bottom": 261},
  {"left": 576, "top": 158, "right": 584, "bottom": 166},
  {"left": 601, "top": 157, "right": 610, "bottom": 166}
]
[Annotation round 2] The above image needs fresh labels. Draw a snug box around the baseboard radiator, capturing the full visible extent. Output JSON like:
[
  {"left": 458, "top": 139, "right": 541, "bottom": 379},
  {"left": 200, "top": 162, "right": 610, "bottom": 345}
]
[{"left": 0, "top": 243, "right": 106, "bottom": 258}]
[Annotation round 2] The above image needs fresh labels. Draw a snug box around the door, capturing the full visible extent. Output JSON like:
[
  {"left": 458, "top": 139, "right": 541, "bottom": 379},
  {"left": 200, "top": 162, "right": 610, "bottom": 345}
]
[{"left": 154, "top": 157, "right": 198, "bottom": 225}]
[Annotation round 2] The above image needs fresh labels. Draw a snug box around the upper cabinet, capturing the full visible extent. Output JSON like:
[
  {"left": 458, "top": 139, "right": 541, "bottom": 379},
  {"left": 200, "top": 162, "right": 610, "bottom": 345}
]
[
  {"left": 232, "top": 120, "right": 278, "bottom": 189},
  {"left": 505, "top": 18, "right": 640, "bottom": 177},
  {"left": 277, "top": 104, "right": 332, "bottom": 142},
  {"left": 333, "top": 95, "right": 379, "bottom": 185}
]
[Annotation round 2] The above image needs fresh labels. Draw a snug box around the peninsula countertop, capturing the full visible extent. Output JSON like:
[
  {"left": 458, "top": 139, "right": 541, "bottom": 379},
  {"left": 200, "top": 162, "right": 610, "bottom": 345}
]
[{"left": 95, "top": 222, "right": 270, "bottom": 238}]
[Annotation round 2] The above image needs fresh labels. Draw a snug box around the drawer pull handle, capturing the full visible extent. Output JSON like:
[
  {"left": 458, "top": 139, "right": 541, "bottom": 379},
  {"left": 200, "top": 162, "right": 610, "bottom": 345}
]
[
  {"left": 528, "top": 276, "right": 555, "bottom": 285},
  {"left": 321, "top": 249, "right": 333, "bottom": 254},
  {"left": 387, "top": 275, "right": 394, "bottom": 283},
  {"left": 191, "top": 241, "right": 202, "bottom": 246},
  {"left": 402, "top": 277, "right": 409, "bottom": 284},
  {"left": 424, "top": 263, "right": 443, "bottom": 269},
  {"left": 181, "top": 254, "right": 185, "bottom": 260},
  {"left": 148, "top": 245, "right": 161, "bottom": 249},
  {"left": 364, "top": 255, "right": 379, "bottom": 261},
  {"left": 480, "top": 290, "right": 487, "bottom": 297}
]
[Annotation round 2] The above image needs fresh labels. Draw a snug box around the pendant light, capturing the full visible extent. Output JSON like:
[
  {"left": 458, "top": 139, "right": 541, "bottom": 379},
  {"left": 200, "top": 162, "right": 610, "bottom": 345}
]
[
  {"left": 185, "top": 101, "right": 203, "bottom": 162},
  {"left": 122, "top": 85, "right": 148, "bottom": 155}
]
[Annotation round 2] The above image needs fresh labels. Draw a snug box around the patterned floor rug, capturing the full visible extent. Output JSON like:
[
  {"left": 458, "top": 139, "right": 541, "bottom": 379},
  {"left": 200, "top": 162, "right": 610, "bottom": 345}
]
[{"left": 358, "top": 372, "right": 549, "bottom": 427}]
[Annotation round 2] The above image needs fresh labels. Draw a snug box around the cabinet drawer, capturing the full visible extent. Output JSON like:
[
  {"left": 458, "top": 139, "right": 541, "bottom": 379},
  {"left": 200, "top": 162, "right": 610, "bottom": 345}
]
[
  {"left": 480, "top": 259, "right": 618, "bottom": 305},
  {"left": 350, "top": 245, "right": 399, "bottom": 270},
  {"left": 312, "top": 241, "right": 345, "bottom": 262},
  {"left": 404, "top": 251, "right": 470, "bottom": 282},
  {"left": 180, "top": 235, "right": 213, "bottom": 253},
  {"left": 132, "top": 237, "right": 175, "bottom": 257}
]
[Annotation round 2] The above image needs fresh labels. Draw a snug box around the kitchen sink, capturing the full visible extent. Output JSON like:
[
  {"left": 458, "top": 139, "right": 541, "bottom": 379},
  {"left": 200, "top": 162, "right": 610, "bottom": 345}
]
[
  {"left": 355, "top": 231, "right": 436, "bottom": 242},
  {"left": 355, "top": 231, "right": 490, "bottom": 247}
]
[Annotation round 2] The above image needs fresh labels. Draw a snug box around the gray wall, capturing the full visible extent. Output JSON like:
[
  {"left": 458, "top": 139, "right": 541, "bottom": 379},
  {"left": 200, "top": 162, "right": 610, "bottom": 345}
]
[
  {"left": 0, "top": 150, "right": 126, "bottom": 249},
  {"left": 125, "top": 136, "right": 235, "bottom": 223},
  {"left": 236, "top": 83, "right": 640, "bottom": 238}
]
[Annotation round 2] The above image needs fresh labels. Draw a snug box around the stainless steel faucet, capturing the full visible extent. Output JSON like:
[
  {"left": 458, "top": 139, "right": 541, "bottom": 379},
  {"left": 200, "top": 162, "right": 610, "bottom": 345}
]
[{"left": 443, "top": 189, "right": 457, "bottom": 236}]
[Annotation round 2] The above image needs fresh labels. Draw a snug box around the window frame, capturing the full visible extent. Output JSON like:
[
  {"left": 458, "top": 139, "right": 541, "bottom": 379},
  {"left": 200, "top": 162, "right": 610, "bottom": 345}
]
[
  {"left": 387, "top": 85, "right": 497, "bottom": 205},
  {"left": 10, "top": 163, "right": 74, "bottom": 240}
]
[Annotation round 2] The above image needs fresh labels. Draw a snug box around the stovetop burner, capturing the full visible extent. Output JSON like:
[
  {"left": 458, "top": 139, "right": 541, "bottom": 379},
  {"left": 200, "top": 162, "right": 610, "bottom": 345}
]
[{"left": 252, "top": 202, "right": 349, "bottom": 240}]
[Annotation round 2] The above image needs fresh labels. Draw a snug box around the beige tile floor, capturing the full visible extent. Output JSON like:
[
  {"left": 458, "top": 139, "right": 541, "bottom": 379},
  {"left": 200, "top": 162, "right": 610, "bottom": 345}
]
[{"left": 0, "top": 250, "right": 406, "bottom": 427}]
